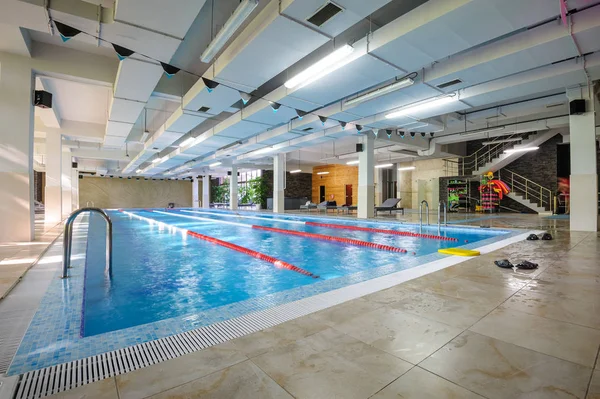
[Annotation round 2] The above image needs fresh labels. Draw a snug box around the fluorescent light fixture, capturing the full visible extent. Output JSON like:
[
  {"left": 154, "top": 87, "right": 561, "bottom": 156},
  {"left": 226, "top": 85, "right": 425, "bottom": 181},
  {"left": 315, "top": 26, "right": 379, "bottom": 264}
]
[
  {"left": 398, "top": 166, "right": 416, "bottom": 171},
  {"left": 200, "top": 0, "right": 259, "bottom": 63},
  {"left": 284, "top": 44, "right": 354, "bottom": 89},
  {"left": 151, "top": 158, "right": 162, "bottom": 164},
  {"left": 135, "top": 169, "right": 142, "bottom": 173},
  {"left": 254, "top": 147, "right": 274, "bottom": 155},
  {"left": 316, "top": 171, "right": 330, "bottom": 175},
  {"left": 289, "top": 169, "right": 302, "bottom": 174},
  {"left": 179, "top": 137, "right": 195, "bottom": 147},
  {"left": 504, "top": 146, "right": 539, "bottom": 154},
  {"left": 386, "top": 95, "right": 458, "bottom": 119},
  {"left": 345, "top": 78, "right": 414, "bottom": 107},
  {"left": 482, "top": 137, "right": 522, "bottom": 145},
  {"left": 209, "top": 162, "right": 222, "bottom": 167},
  {"left": 346, "top": 160, "right": 360, "bottom": 165},
  {"left": 460, "top": 126, "right": 505, "bottom": 137},
  {"left": 375, "top": 163, "right": 393, "bottom": 169}
]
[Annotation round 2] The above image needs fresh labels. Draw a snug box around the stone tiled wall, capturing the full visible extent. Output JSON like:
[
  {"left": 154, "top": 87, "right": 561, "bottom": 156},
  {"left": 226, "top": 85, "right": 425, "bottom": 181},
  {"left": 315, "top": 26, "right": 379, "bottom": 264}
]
[
  {"left": 79, "top": 176, "right": 193, "bottom": 208},
  {"left": 262, "top": 170, "right": 312, "bottom": 199},
  {"left": 34, "top": 171, "right": 44, "bottom": 203}
]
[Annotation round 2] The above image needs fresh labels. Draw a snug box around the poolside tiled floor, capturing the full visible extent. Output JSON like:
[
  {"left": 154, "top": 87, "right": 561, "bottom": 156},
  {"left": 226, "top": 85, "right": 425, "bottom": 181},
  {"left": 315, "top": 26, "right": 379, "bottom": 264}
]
[{"left": 38, "top": 213, "right": 600, "bottom": 399}]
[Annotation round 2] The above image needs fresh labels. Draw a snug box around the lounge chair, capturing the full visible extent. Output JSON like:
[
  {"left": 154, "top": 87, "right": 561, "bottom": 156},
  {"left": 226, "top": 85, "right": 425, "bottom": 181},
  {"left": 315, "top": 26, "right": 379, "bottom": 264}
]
[
  {"left": 337, "top": 205, "right": 357, "bottom": 214},
  {"left": 299, "top": 202, "right": 317, "bottom": 211},
  {"left": 374, "top": 198, "right": 404, "bottom": 216},
  {"left": 317, "top": 201, "right": 338, "bottom": 213}
]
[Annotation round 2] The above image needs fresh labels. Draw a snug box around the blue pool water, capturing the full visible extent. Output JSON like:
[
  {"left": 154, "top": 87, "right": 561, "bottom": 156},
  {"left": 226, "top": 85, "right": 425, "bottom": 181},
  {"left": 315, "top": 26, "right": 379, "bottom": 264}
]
[{"left": 83, "top": 209, "right": 508, "bottom": 336}]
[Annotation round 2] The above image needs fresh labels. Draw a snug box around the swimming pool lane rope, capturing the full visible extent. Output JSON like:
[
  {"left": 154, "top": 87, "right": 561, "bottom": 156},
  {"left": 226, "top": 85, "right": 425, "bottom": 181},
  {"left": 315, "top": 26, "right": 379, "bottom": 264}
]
[
  {"left": 162, "top": 210, "right": 408, "bottom": 253},
  {"left": 119, "top": 210, "right": 319, "bottom": 279},
  {"left": 305, "top": 222, "right": 459, "bottom": 242}
]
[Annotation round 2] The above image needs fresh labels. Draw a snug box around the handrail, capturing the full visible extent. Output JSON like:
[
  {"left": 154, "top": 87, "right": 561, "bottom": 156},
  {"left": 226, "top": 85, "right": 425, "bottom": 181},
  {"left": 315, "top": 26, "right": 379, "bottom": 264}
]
[
  {"left": 419, "top": 200, "right": 429, "bottom": 234},
  {"left": 499, "top": 169, "right": 553, "bottom": 211},
  {"left": 438, "top": 200, "right": 447, "bottom": 235},
  {"left": 459, "top": 134, "right": 523, "bottom": 175},
  {"left": 62, "top": 207, "right": 112, "bottom": 279}
]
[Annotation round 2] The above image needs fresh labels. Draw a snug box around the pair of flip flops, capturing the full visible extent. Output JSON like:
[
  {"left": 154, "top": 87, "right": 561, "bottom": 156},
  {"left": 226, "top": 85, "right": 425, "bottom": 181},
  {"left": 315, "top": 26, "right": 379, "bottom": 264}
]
[
  {"left": 527, "top": 233, "right": 553, "bottom": 241},
  {"left": 494, "top": 259, "right": 538, "bottom": 269}
]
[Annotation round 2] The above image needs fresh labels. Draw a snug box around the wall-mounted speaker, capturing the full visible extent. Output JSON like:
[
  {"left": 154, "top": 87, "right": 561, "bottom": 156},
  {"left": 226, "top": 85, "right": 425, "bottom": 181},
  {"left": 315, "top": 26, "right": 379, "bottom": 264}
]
[
  {"left": 72, "top": 162, "right": 78, "bottom": 168},
  {"left": 569, "top": 99, "right": 586, "bottom": 115},
  {"left": 34, "top": 90, "right": 52, "bottom": 109},
  {"left": 356, "top": 143, "right": 363, "bottom": 152}
]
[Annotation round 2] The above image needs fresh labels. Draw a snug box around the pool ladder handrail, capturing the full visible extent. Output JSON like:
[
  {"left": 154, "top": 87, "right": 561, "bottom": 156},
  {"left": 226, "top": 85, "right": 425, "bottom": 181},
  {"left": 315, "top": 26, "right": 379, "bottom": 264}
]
[
  {"left": 62, "top": 207, "right": 112, "bottom": 279},
  {"left": 419, "top": 200, "right": 429, "bottom": 234},
  {"left": 438, "top": 200, "right": 447, "bottom": 235}
]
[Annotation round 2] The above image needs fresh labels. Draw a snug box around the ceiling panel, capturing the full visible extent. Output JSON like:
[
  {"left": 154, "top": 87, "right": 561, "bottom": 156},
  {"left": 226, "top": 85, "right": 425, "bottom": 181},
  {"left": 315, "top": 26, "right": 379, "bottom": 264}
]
[
  {"left": 183, "top": 84, "right": 242, "bottom": 115},
  {"left": 346, "top": 83, "right": 440, "bottom": 117},
  {"left": 278, "top": 95, "right": 322, "bottom": 111},
  {"left": 290, "top": 55, "right": 400, "bottom": 105},
  {"left": 260, "top": 131, "right": 303, "bottom": 146},
  {"left": 109, "top": 98, "right": 146, "bottom": 124},
  {"left": 244, "top": 105, "right": 298, "bottom": 126},
  {"left": 40, "top": 78, "right": 110, "bottom": 125},
  {"left": 216, "top": 120, "right": 273, "bottom": 139},
  {"left": 114, "top": 58, "right": 164, "bottom": 102}
]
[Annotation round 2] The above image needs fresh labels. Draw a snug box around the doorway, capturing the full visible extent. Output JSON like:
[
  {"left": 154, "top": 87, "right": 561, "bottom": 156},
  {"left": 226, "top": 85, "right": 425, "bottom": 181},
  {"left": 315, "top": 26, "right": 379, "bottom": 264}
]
[
  {"left": 319, "top": 186, "right": 326, "bottom": 202},
  {"left": 345, "top": 184, "right": 353, "bottom": 206}
]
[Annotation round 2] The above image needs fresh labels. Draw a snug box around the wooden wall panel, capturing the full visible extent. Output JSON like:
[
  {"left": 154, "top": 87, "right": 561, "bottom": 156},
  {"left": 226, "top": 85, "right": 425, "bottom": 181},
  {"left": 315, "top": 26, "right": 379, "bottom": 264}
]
[{"left": 311, "top": 164, "right": 358, "bottom": 205}]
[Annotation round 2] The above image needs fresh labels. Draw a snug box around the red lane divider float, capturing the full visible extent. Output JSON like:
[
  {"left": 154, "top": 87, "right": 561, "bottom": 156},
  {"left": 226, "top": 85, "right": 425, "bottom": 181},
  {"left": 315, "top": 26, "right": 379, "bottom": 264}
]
[
  {"left": 305, "top": 221, "right": 458, "bottom": 242},
  {"left": 186, "top": 231, "right": 319, "bottom": 278},
  {"left": 252, "top": 225, "right": 407, "bottom": 253}
]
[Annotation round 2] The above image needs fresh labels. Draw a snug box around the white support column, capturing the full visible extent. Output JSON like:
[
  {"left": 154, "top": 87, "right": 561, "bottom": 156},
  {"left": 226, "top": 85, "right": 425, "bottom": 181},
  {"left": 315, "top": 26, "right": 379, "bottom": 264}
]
[
  {"left": 358, "top": 135, "right": 375, "bottom": 219},
  {"left": 230, "top": 166, "right": 238, "bottom": 210},
  {"left": 375, "top": 167, "right": 384, "bottom": 205},
  {"left": 45, "top": 132, "right": 62, "bottom": 223},
  {"left": 567, "top": 85, "right": 598, "bottom": 232},
  {"left": 71, "top": 167, "right": 79, "bottom": 210},
  {"left": 273, "top": 154, "right": 285, "bottom": 213},
  {"left": 202, "top": 175, "right": 210, "bottom": 208},
  {"left": 61, "top": 147, "right": 72, "bottom": 217},
  {"left": 0, "top": 55, "right": 35, "bottom": 241},
  {"left": 192, "top": 177, "right": 200, "bottom": 208}
]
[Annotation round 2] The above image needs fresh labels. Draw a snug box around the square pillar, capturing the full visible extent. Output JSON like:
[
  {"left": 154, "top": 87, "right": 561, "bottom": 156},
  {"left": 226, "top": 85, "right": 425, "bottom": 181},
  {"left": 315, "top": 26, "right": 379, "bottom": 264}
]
[
  {"left": 567, "top": 85, "right": 598, "bottom": 232},
  {"left": 358, "top": 135, "right": 375, "bottom": 219},
  {"left": 230, "top": 166, "right": 238, "bottom": 210},
  {"left": 0, "top": 55, "right": 34, "bottom": 241},
  {"left": 202, "top": 175, "right": 210, "bottom": 208},
  {"left": 192, "top": 177, "right": 200, "bottom": 208},
  {"left": 273, "top": 154, "right": 285, "bottom": 213},
  {"left": 61, "top": 147, "right": 72, "bottom": 217},
  {"left": 71, "top": 167, "right": 79, "bottom": 210},
  {"left": 45, "top": 132, "right": 62, "bottom": 222}
]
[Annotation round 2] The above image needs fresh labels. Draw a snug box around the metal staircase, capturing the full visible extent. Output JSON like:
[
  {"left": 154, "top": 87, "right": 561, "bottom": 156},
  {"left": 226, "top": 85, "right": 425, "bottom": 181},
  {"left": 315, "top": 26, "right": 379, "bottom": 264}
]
[
  {"left": 459, "top": 130, "right": 559, "bottom": 175},
  {"left": 499, "top": 169, "right": 553, "bottom": 214}
]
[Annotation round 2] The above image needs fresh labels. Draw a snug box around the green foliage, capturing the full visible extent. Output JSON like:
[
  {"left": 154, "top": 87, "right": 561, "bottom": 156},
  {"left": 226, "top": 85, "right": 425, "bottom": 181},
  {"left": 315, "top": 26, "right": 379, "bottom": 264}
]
[
  {"left": 247, "top": 176, "right": 268, "bottom": 208},
  {"left": 239, "top": 185, "right": 252, "bottom": 204},
  {"left": 211, "top": 178, "right": 230, "bottom": 203}
]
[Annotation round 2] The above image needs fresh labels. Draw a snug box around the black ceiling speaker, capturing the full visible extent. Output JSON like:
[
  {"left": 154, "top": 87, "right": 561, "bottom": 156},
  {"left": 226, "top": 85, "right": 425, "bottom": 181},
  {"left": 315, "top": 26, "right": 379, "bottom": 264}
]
[
  {"left": 34, "top": 90, "right": 52, "bottom": 109},
  {"left": 356, "top": 143, "right": 363, "bottom": 153},
  {"left": 569, "top": 99, "right": 586, "bottom": 115}
]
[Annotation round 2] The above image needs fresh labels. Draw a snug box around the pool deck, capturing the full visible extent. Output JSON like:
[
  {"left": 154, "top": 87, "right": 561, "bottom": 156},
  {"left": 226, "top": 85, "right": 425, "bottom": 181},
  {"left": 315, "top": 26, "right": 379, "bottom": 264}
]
[{"left": 2, "top": 212, "right": 600, "bottom": 398}]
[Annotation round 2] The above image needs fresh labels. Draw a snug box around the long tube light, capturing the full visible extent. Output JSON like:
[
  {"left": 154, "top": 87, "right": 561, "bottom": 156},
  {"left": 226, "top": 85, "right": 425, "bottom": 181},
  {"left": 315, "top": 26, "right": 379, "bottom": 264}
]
[
  {"left": 284, "top": 45, "right": 354, "bottom": 90},
  {"left": 460, "top": 126, "right": 505, "bottom": 137},
  {"left": 209, "top": 162, "right": 222, "bottom": 167},
  {"left": 316, "top": 171, "right": 330, "bottom": 175},
  {"left": 397, "top": 166, "right": 416, "bottom": 171},
  {"left": 504, "top": 146, "right": 539, "bottom": 154},
  {"left": 346, "top": 160, "right": 360, "bottom": 165},
  {"left": 375, "top": 163, "right": 393, "bottom": 169},
  {"left": 482, "top": 137, "right": 522, "bottom": 145},
  {"left": 200, "top": 0, "right": 259, "bottom": 63},
  {"left": 385, "top": 95, "right": 458, "bottom": 119},
  {"left": 179, "top": 137, "right": 196, "bottom": 148},
  {"left": 289, "top": 169, "right": 302, "bottom": 174},
  {"left": 151, "top": 157, "right": 162, "bottom": 164},
  {"left": 345, "top": 78, "right": 414, "bottom": 107}
]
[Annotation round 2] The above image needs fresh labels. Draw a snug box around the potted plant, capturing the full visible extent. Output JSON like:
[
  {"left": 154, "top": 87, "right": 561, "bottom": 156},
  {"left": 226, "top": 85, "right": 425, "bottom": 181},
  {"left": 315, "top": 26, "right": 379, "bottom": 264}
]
[{"left": 247, "top": 176, "right": 268, "bottom": 210}]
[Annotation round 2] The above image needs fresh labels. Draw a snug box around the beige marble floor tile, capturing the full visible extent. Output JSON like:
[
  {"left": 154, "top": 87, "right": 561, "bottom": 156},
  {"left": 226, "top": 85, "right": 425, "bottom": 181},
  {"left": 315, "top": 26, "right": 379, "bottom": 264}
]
[
  {"left": 536, "top": 269, "right": 600, "bottom": 286},
  {"left": 504, "top": 290, "right": 600, "bottom": 329},
  {"left": 230, "top": 315, "right": 328, "bottom": 358},
  {"left": 148, "top": 360, "right": 292, "bottom": 399},
  {"left": 420, "top": 331, "right": 591, "bottom": 399},
  {"left": 387, "top": 289, "right": 498, "bottom": 329},
  {"left": 470, "top": 307, "right": 600, "bottom": 367},
  {"left": 116, "top": 342, "right": 247, "bottom": 399},
  {"left": 371, "top": 366, "right": 485, "bottom": 399},
  {"left": 309, "top": 297, "right": 383, "bottom": 326},
  {"left": 333, "top": 306, "right": 462, "bottom": 363},
  {"left": 588, "top": 369, "right": 600, "bottom": 399},
  {"left": 405, "top": 276, "right": 516, "bottom": 307},
  {"left": 252, "top": 328, "right": 412, "bottom": 399},
  {"left": 458, "top": 264, "right": 535, "bottom": 289},
  {"left": 48, "top": 377, "right": 118, "bottom": 399},
  {"left": 523, "top": 278, "right": 600, "bottom": 304},
  {"left": 362, "top": 284, "right": 417, "bottom": 305}
]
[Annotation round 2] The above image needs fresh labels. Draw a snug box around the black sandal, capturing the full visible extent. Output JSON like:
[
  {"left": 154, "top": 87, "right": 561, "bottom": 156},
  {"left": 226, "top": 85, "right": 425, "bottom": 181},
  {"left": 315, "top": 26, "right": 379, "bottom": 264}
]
[
  {"left": 526, "top": 234, "right": 539, "bottom": 241},
  {"left": 494, "top": 259, "right": 514, "bottom": 269},
  {"left": 541, "top": 233, "right": 553, "bottom": 240},
  {"left": 515, "top": 260, "right": 538, "bottom": 270}
]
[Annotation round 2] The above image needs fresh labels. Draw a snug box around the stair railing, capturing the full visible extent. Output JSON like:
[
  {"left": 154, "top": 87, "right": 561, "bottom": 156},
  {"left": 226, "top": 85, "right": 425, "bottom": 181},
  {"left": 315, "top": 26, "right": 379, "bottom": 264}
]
[
  {"left": 499, "top": 169, "right": 553, "bottom": 212},
  {"left": 459, "top": 134, "right": 524, "bottom": 175}
]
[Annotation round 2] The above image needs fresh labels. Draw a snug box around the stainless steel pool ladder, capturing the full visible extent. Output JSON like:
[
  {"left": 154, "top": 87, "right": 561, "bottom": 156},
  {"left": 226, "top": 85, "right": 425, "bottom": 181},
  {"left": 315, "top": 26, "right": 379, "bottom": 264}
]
[
  {"left": 438, "top": 200, "right": 447, "bottom": 236},
  {"left": 419, "top": 200, "right": 429, "bottom": 234},
  {"left": 62, "top": 207, "right": 112, "bottom": 279}
]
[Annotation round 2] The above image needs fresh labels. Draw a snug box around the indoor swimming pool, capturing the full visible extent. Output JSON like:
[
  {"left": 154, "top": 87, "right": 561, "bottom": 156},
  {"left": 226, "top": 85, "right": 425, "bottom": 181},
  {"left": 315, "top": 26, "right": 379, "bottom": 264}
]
[{"left": 9, "top": 209, "right": 521, "bottom": 377}]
